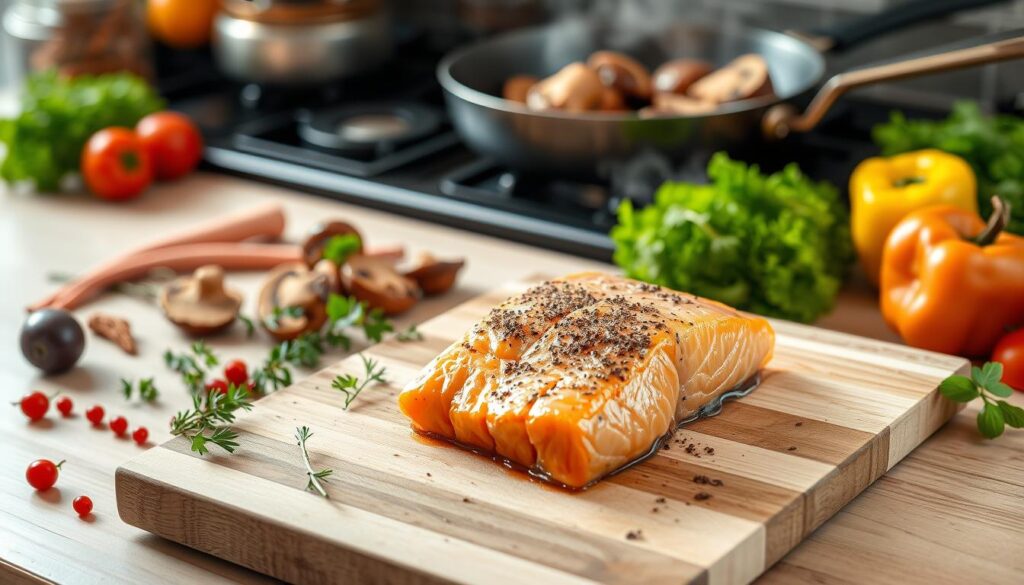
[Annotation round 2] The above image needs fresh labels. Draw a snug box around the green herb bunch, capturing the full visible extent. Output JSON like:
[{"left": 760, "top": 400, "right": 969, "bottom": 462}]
[
  {"left": 612, "top": 152, "right": 853, "bottom": 323},
  {"left": 873, "top": 101, "right": 1024, "bottom": 234},
  {"left": 0, "top": 72, "right": 164, "bottom": 191},
  {"left": 939, "top": 362, "right": 1024, "bottom": 439},
  {"left": 170, "top": 384, "right": 254, "bottom": 455}
]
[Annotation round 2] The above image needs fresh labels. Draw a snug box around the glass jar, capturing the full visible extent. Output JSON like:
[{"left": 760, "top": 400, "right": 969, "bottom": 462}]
[{"left": 2, "top": 0, "right": 150, "bottom": 85}]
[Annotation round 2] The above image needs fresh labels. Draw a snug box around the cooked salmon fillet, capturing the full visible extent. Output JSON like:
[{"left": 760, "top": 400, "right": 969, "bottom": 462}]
[{"left": 398, "top": 273, "right": 775, "bottom": 488}]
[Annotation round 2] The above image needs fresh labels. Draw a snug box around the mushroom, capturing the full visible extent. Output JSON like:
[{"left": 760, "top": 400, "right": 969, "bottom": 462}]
[
  {"left": 688, "top": 54, "right": 773, "bottom": 104},
  {"left": 586, "top": 51, "right": 653, "bottom": 100},
  {"left": 652, "top": 58, "right": 713, "bottom": 95},
  {"left": 160, "top": 265, "right": 243, "bottom": 336},
  {"left": 302, "top": 220, "right": 363, "bottom": 268},
  {"left": 648, "top": 93, "right": 720, "bottom": 116},
  {"left": 257, "top": 263, "right": 333, "bottom": 341},
  {"left": 503, "top": 75, "right": 539, "bottom": 103},
  {"left": 342, "top": 254, "right": 420, "bottom": 315},
  {"left": 599, "top": 87, "right": 629, "bottom": 112},
  {"left": 526, "top": 63, "right": 605, "bottom": 112},
  {"left": 403, "top": 253, "right": 466, "bottom": 296}
]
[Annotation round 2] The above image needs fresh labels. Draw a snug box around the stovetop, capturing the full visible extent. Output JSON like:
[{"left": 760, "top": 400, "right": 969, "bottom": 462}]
[{"left": 158, "top": 39, "right": 937, "bottom": 261}]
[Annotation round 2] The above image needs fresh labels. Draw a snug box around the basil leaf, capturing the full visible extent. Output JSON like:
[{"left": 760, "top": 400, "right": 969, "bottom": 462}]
[
  {"left": 987, "top": 381, "right": 1015, "bottom": 398},
  {"left": 978, "top": 362, "right": 1004, "bottom": 389},
  {"left": 977, "top": 403, "right": 1005, "bottom": 439},
  {"left": 997, "top": 401, "right": 1024, "bottom": 429},
  {"left": 938, "top": 375, "right": 978, "bottom": 402}
]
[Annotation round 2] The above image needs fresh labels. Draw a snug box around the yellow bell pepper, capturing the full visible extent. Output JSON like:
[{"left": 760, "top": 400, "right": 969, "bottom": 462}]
[{"left": 850, "top": 149, "right": 977, "bottom": 285}]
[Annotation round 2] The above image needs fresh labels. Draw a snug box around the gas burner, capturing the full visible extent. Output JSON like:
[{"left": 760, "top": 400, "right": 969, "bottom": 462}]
[
  {"left": 231, "top": 104, "right": 460, "bottom": 178},
  {"left": 297, "top": 103, "right": 442, "bottom": 157}
]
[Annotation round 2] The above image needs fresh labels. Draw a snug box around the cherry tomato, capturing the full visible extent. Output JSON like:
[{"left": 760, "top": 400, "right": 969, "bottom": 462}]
[
  {"left": 81, "top": 128, "right": 153, "bottom": 201},
  {"left": 15, "top": 391, "right": 49, "bottom": 421},
  {"left": 147, "top": 0, "right": 218, "bottom": 49},
  {"left": 205, "top": 379, "right": 229, "bottom": 395},
  {"left": 26, "top": 459, "right": 64, "bottom": 491},
  {"left": 55, "top": 396, "right": 73, "bottom": 417},
  {"left": 85, "top": 405, "right": 105, "bottom": 426},
  {"left": 73, "top": 495, "right": 93, "bottom": 518},
  {"left": 109, "top": 416, "right": 128, "bottom": 436},
  {"left": 992, "top": 329, "right": 1024, "bottom": 391},
  {"left": 223, "top": 360, "right": 248, "bottom": 386},
  {"left": 136, "top": 112, "right": 203, "bottom": 181},
  {"left": 132, "top": 427, "right": 149, "bottom": 446}
]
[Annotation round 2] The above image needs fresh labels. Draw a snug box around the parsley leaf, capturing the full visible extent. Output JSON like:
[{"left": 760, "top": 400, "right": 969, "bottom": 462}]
[
  {"left": 331, "top": 354, "right": 388, "bottom": 409},
  {"left": 322, "top": 234, "right": 362, "bottom": 265}
]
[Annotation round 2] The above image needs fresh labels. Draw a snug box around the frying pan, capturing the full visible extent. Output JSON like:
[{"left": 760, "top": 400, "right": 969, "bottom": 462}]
[{"left": 438, "top": 0, "right": 1024, "bottom": 178}]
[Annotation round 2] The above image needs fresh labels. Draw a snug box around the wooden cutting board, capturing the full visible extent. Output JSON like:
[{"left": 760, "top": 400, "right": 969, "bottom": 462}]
[{"left": 115, "top": 279, "right": 968, "bottom": 585}]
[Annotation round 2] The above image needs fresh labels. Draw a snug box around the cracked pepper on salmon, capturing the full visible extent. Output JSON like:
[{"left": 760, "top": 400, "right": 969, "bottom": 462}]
[{"left": 398, "top": 273, "right": 775, "bottom": 488}]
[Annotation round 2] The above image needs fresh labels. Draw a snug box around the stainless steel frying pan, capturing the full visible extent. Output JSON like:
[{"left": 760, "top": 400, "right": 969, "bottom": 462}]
[{"left": 438, "top": 0, "right": 1023, "bottom": 178}]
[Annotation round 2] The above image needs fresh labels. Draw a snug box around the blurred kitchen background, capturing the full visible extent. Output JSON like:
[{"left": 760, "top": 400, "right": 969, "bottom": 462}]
[{"left": 0, "top": 0, "right": 1022, "bottom": 109}]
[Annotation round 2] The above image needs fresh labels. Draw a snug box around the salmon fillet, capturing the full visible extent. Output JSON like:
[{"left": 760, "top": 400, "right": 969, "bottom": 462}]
[{"left": 398, "top": 273, "right": 775, "bottom": 488}]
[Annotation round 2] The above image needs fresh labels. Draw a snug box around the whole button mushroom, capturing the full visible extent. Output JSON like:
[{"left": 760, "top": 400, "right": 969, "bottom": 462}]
[
  {"left": 526, "top": 63, "right": 605, "bottom": 112},
  {"left": 258, "top": 263, "right": 334, "bottom": 341},
  {"left": 343, "top": 254, "right": 420, "bottom": 315},
  {"left": 503, "top": 75, "right": 539, "bottom": 103},
  {"left": 652, "top": 58, "right": 713, "bottom": 95},
  {"left": 160, "top": 265, "right": 243, "bottom": 336},
  {"left": 688, "top": 54, "right": 774, "bottom": 104},
  {"left": 586, "top": 51, "right": 653, "bottom": 100}
]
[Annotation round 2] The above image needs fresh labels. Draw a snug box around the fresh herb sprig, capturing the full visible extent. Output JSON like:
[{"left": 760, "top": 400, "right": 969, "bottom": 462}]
[
  {"left": 264, "top": 305, "right": 305, "bottom": 330},
  {"left": 396, "top": 324, "right": 424, "bottom": 342},
  {"left": 170, "top": 384, "right": 254, "bottom": 455},
  {"left": 332, "top": 354, "right": 388, "bottom": 409},
  {"left": 251, "top": 343, "right": 294, "bottom": 393},
  {"left": 121, "top": 377, "right": 159, "bottom": 402},
  {"left": 164, "top": 342, "right": 221, "bottom": 394},
  {"left": 940, "top": 362, "right": 1024, "bottom": 439},
  {"left": 295, "top": 426, "right": 332, "bottom": 497},
  {"left": 322, "top": 234, "right": 362, "bottom": 266}
]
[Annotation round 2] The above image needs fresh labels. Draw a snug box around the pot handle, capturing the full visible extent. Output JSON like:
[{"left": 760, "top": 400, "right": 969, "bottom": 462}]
[
  {"left": 800, "top": 0, "right": 1011, "bottom": 52},
  {"left": 763, "top": 29, "right": 1024, "bottom": 140}
]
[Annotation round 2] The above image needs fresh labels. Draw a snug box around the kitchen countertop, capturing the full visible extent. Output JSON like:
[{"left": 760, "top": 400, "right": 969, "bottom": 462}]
[{"left": 1, "top": 173, "right": 1021, "bottom": 585}]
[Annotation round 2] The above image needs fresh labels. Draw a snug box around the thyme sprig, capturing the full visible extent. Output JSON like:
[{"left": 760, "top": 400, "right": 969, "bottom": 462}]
[
  {"left": 396, "top": 324, "right": 424, "bottom": 342},
  {"left": 121, "top": 377, "right": 159, "bottom": 402},
  {"left": 331, "top": 354, "right": 388, "bottom": 409},
  {"left": 163, "top": 341, "right": 220, "bottom": 394},
  {"left": 295, "top": 426, "right": 332, "bottom": 497},
  {"left": 170, "top": 384, "right": 253, "bottom": 455}
]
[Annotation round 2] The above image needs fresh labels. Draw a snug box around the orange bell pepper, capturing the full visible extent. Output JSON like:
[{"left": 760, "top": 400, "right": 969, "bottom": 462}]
[{"left": 881, "top": 197, "right": 1024, "bottom": 357}]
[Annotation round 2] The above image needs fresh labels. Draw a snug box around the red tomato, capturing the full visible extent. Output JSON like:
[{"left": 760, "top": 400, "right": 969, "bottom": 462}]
[
  {"left": 82, "top": 128, "right": 153, "bottom": 201},
  {"left": 205, "top": 379, "right": 229, "bottom": 395},
  {"left": 26, "top": 459, "right": 64, "bottom": 491},
  {"left": 132, "top": 427, "right": 149, "bottom": 446},
  {"left": 109, "top": 416, "right": 128, "bottom": 436},
  {"left": 223, "top": 360, "right": 248, "bottom": 386},
  {"left": 16, "top": 391, "right": 49, "bottom": 421},
  {"left": 136, "top": 112, "right": 203, "bottom": 180},
  {"left": 992, "top": 329, "right": 1024, "bottom": 391},
  {"left": 55, "top": 396, "right": 73, "bottom": 417},
  {"left": 73, "top": 495, "right": 93, "bottom": 518}
]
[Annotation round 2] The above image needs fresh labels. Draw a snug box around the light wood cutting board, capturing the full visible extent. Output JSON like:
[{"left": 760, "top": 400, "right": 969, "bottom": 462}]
[{"left": 115, "top": 279, "right": 968, "bottom": 585}]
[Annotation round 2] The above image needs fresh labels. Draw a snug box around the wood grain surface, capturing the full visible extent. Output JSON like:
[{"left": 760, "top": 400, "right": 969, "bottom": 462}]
[
  {"left": 116, "top": 279, "right": 969, "bottom": 585},
  {"left": 2, "top": 170, "right": 1023, "bottom": 585}
]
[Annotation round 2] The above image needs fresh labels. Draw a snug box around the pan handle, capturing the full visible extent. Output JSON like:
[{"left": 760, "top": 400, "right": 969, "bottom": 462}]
[
  {"left": 763, "top": 29, "right": 1024, "bottom": 140},
  {"left": 801, "top": 0, "right": 1011, "bottom": 52}
]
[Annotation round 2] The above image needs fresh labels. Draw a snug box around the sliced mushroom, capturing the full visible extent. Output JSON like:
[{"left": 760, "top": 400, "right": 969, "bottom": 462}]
[
  {"left": 526, "top": 63, "right": 605, "bottom": 112},
  {"left": 586, "top": 51, "right": 652, "bottom": 100},
  {"left": 688, "top": 54, "right": 773, "bottom": 104},
  {"left": 258, "top": 263, "right": 333, "bottom": 341},
  {"left": 342, "top": 254, "right": 420, "bottom": 315},
  {"left": 503, "top": 75, "right": 539, "bottom": 103},
  {"left": 652, "top": 58, "right": 713, "bottom": 95},
  {"left": 160, "top": 265, "right": 243, "bottom": 336},
  {"left": 648, "top": 93, "right": 720, "bottom": 116},
  {"left": 302, "top": 220, "right": 363, "bottom": 268},
  {"left": 313, "top": 258, "right": 341, "bottom": 293},
  {"left": 403, "top": 253, "right": 466, "bottom": 296}
]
